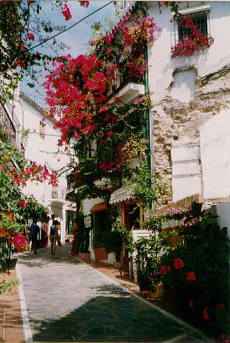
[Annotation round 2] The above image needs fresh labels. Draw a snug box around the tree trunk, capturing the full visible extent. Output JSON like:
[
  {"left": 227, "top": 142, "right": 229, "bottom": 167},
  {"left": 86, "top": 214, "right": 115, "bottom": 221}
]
[{"left": 71, "top": 200, "right": 80, "bottom": 257}]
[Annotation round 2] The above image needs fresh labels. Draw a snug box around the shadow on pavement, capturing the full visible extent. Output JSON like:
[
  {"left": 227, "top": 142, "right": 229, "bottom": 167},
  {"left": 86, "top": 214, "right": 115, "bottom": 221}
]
[{"left": 32, "top": 294, "right": 199, "bottom": 343}]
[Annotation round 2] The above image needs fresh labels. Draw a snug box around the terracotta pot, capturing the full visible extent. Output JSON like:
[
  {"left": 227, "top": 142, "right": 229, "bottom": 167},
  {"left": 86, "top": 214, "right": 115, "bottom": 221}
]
[{"left": 93, "top": 247, "right": 108, "bottom": 261}]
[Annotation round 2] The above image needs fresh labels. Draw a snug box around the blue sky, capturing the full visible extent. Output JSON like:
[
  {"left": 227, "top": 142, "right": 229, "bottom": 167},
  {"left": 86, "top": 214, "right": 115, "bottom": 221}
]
[{"left": 21, "top": 1, "right": 117, "bottom": 107}]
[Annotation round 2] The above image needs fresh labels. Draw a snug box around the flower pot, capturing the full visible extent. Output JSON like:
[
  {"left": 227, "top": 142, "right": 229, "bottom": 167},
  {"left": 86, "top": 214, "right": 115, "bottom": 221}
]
[
  {"left": 8, "top": 258, "right": 17, "bottom": 270},
  {"left": 93, "top": 247, "right": 108, "bottom": 261}
]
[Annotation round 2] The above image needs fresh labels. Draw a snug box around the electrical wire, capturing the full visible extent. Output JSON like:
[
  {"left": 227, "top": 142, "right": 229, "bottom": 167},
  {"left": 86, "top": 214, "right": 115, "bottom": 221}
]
[{"left": 27, "top": 1, "right": 113, "bottom": 52}]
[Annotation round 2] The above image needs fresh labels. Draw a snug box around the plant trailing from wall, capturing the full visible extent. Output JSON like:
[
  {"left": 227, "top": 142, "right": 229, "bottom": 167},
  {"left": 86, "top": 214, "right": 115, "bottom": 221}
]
[
  {"left": 43, "top": 5, "right": 158, "bottom": 205},
  {"left": 132, "top": 162, "right": 172, "bottom": 212},
  {"left": 163, "top": 2, "right": 214, "bottom": 58},
  {"left": 43, "top": 3, "right": 161, "bottom": 255},
  {"left": 0, "top": 1, "right": 90, "bottom": 103}
]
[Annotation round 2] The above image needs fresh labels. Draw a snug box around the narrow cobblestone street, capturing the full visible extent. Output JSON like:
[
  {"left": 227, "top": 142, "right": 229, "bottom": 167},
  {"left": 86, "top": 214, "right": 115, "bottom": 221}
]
[{"left": 16, "top": 244, "right": 211, "bottom": 343}]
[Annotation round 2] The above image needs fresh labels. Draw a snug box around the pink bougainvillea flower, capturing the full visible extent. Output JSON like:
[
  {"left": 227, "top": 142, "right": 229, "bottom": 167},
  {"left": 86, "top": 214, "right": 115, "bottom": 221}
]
[
  {"left": 9, "top": 233, "right": 28, "bottom": 249},
  {"left": 79, "top": 1, "right": 89, "bottom": 7},
  {"left": 186, "top": 271, "right": 196, "bottom": 281},
  {"left": 27, "top": 33, "right": 35, "bottom": 40},
  {"left": 62, "top": 4, "right": 72, "bottom": 21},
  {"left": 174, "top": 258, "right": 184, "bottom": 269}
]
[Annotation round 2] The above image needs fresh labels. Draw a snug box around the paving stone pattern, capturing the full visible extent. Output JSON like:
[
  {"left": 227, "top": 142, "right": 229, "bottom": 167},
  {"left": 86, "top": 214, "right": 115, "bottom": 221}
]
[{"left": 17, "top": 244, "right": 210, "bottom": 342}]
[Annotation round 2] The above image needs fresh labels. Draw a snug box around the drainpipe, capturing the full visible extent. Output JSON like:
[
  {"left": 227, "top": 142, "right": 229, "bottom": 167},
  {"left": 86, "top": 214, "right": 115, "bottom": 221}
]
[
  {"left": 139, "top": 2, "right": 151, "bottom": 170},
  {"left": 144, "top": 47, "right": 151, "bottom": 171},
  {"left": 141, "top": 3, "right": 153, "bottom": 211}
]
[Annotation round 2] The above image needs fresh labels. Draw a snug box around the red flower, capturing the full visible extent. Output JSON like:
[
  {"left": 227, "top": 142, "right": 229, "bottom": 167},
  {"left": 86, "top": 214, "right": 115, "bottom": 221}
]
[
  {"left": 203, "top": 307, "right": 210, "bottom": 320},
  {"left": 107, "top": 131, "right": 113, "bottom": 137},
  {"left": 114, "top": 97, "right": 120, "bottom": 103},
  {"left": 186, "top": 271, "right": 196, "bottom": 281},
  {"left": 18, "top": 200, "right": 27, "bottom": 208},
  {"left": 174, "top": 258, "right": 184, "bottom": 269},
  {"left": 160, "top": 266, "right": 167, "bottom": 275}
]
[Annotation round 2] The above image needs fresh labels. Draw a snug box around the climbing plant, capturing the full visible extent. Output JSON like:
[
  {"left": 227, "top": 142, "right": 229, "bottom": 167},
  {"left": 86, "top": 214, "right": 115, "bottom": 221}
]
[{"left": 0, "top": 1, "right": 90, "bottom": 103}]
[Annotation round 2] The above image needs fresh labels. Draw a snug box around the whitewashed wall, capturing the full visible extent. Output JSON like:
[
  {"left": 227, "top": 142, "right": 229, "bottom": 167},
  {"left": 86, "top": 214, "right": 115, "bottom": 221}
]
[
  {"left": 171, "top": 145, "right": 201, "bottom": 202},
  {"left": 147, "top": 1, "right": 230, "bottom": 202},
  {"left": 200, "top": 109, "right": 230, "bottom": 199},
  {"left": 148, "top": 1, "right": 230, "bottom": 105}
]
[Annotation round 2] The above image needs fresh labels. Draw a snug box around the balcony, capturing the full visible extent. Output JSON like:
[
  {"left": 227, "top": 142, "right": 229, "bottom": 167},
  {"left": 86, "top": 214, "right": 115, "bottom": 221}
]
[
  {"left": 50, "top": 185, "right": 66, "bottom": 204},
  {"left": 108, "top": 72, "right": 145, "bottom": 105}
]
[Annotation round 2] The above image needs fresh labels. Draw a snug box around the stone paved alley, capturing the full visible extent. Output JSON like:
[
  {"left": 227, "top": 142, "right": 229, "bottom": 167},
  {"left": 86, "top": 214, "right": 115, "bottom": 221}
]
[{"left": 16, "top": 244, "right": 212, "bottom": 343}]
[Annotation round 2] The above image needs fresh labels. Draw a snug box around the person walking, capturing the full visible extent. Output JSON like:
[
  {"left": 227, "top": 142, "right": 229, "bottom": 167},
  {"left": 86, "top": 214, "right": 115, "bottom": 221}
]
[
  {"left": 50, "top": 220, "right": 59, "bottom": 255},
  {"left": 29, "top": 221, "right": 39, "bottom": 254}
]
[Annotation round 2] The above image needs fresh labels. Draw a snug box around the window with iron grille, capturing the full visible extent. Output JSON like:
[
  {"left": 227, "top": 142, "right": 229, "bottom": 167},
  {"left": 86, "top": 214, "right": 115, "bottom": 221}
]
[{"left": 176, "top": 10, "right": 210, "bottom": 43}]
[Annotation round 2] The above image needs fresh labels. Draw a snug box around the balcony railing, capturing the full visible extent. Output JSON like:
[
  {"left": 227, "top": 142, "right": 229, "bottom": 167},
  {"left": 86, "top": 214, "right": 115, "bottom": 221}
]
[
  {"left": 51, "top": 185, "right": 66, "bottom": 202},
  {"left": 107, "top": 71, "right": 145, "bottom": 104}
]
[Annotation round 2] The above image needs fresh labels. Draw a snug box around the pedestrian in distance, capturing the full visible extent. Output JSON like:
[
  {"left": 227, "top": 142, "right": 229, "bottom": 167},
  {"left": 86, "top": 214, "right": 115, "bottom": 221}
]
[
  {"left": 50, "top": 219, "right": 59, "bottom": 255},
  {"left": 29, "top": 221, "right": 40, "bottom": 254}
]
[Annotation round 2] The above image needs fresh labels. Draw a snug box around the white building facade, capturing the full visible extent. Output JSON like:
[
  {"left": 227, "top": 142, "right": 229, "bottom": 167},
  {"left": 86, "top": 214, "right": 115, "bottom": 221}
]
[
  {"left": 147, "top": 1, "right": 230, "bottom": 236},
  {"left": 83, "top": 1, "right": 230, "bottom": 264},
  {"left": 14, "top": 92, "right": 75, "bottom": 242}
]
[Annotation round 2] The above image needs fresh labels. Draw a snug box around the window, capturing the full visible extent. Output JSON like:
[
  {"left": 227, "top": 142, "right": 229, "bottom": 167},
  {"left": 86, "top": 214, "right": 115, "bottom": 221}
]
[
  {"left": 178, "top": 11, "right": 209, "bottom": 41},
  {"left": 172, "top": 5, "right": 213, "bottom": 58},
  {"left": 39, "top": 121, "right": 46, "bottom": 139}
]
